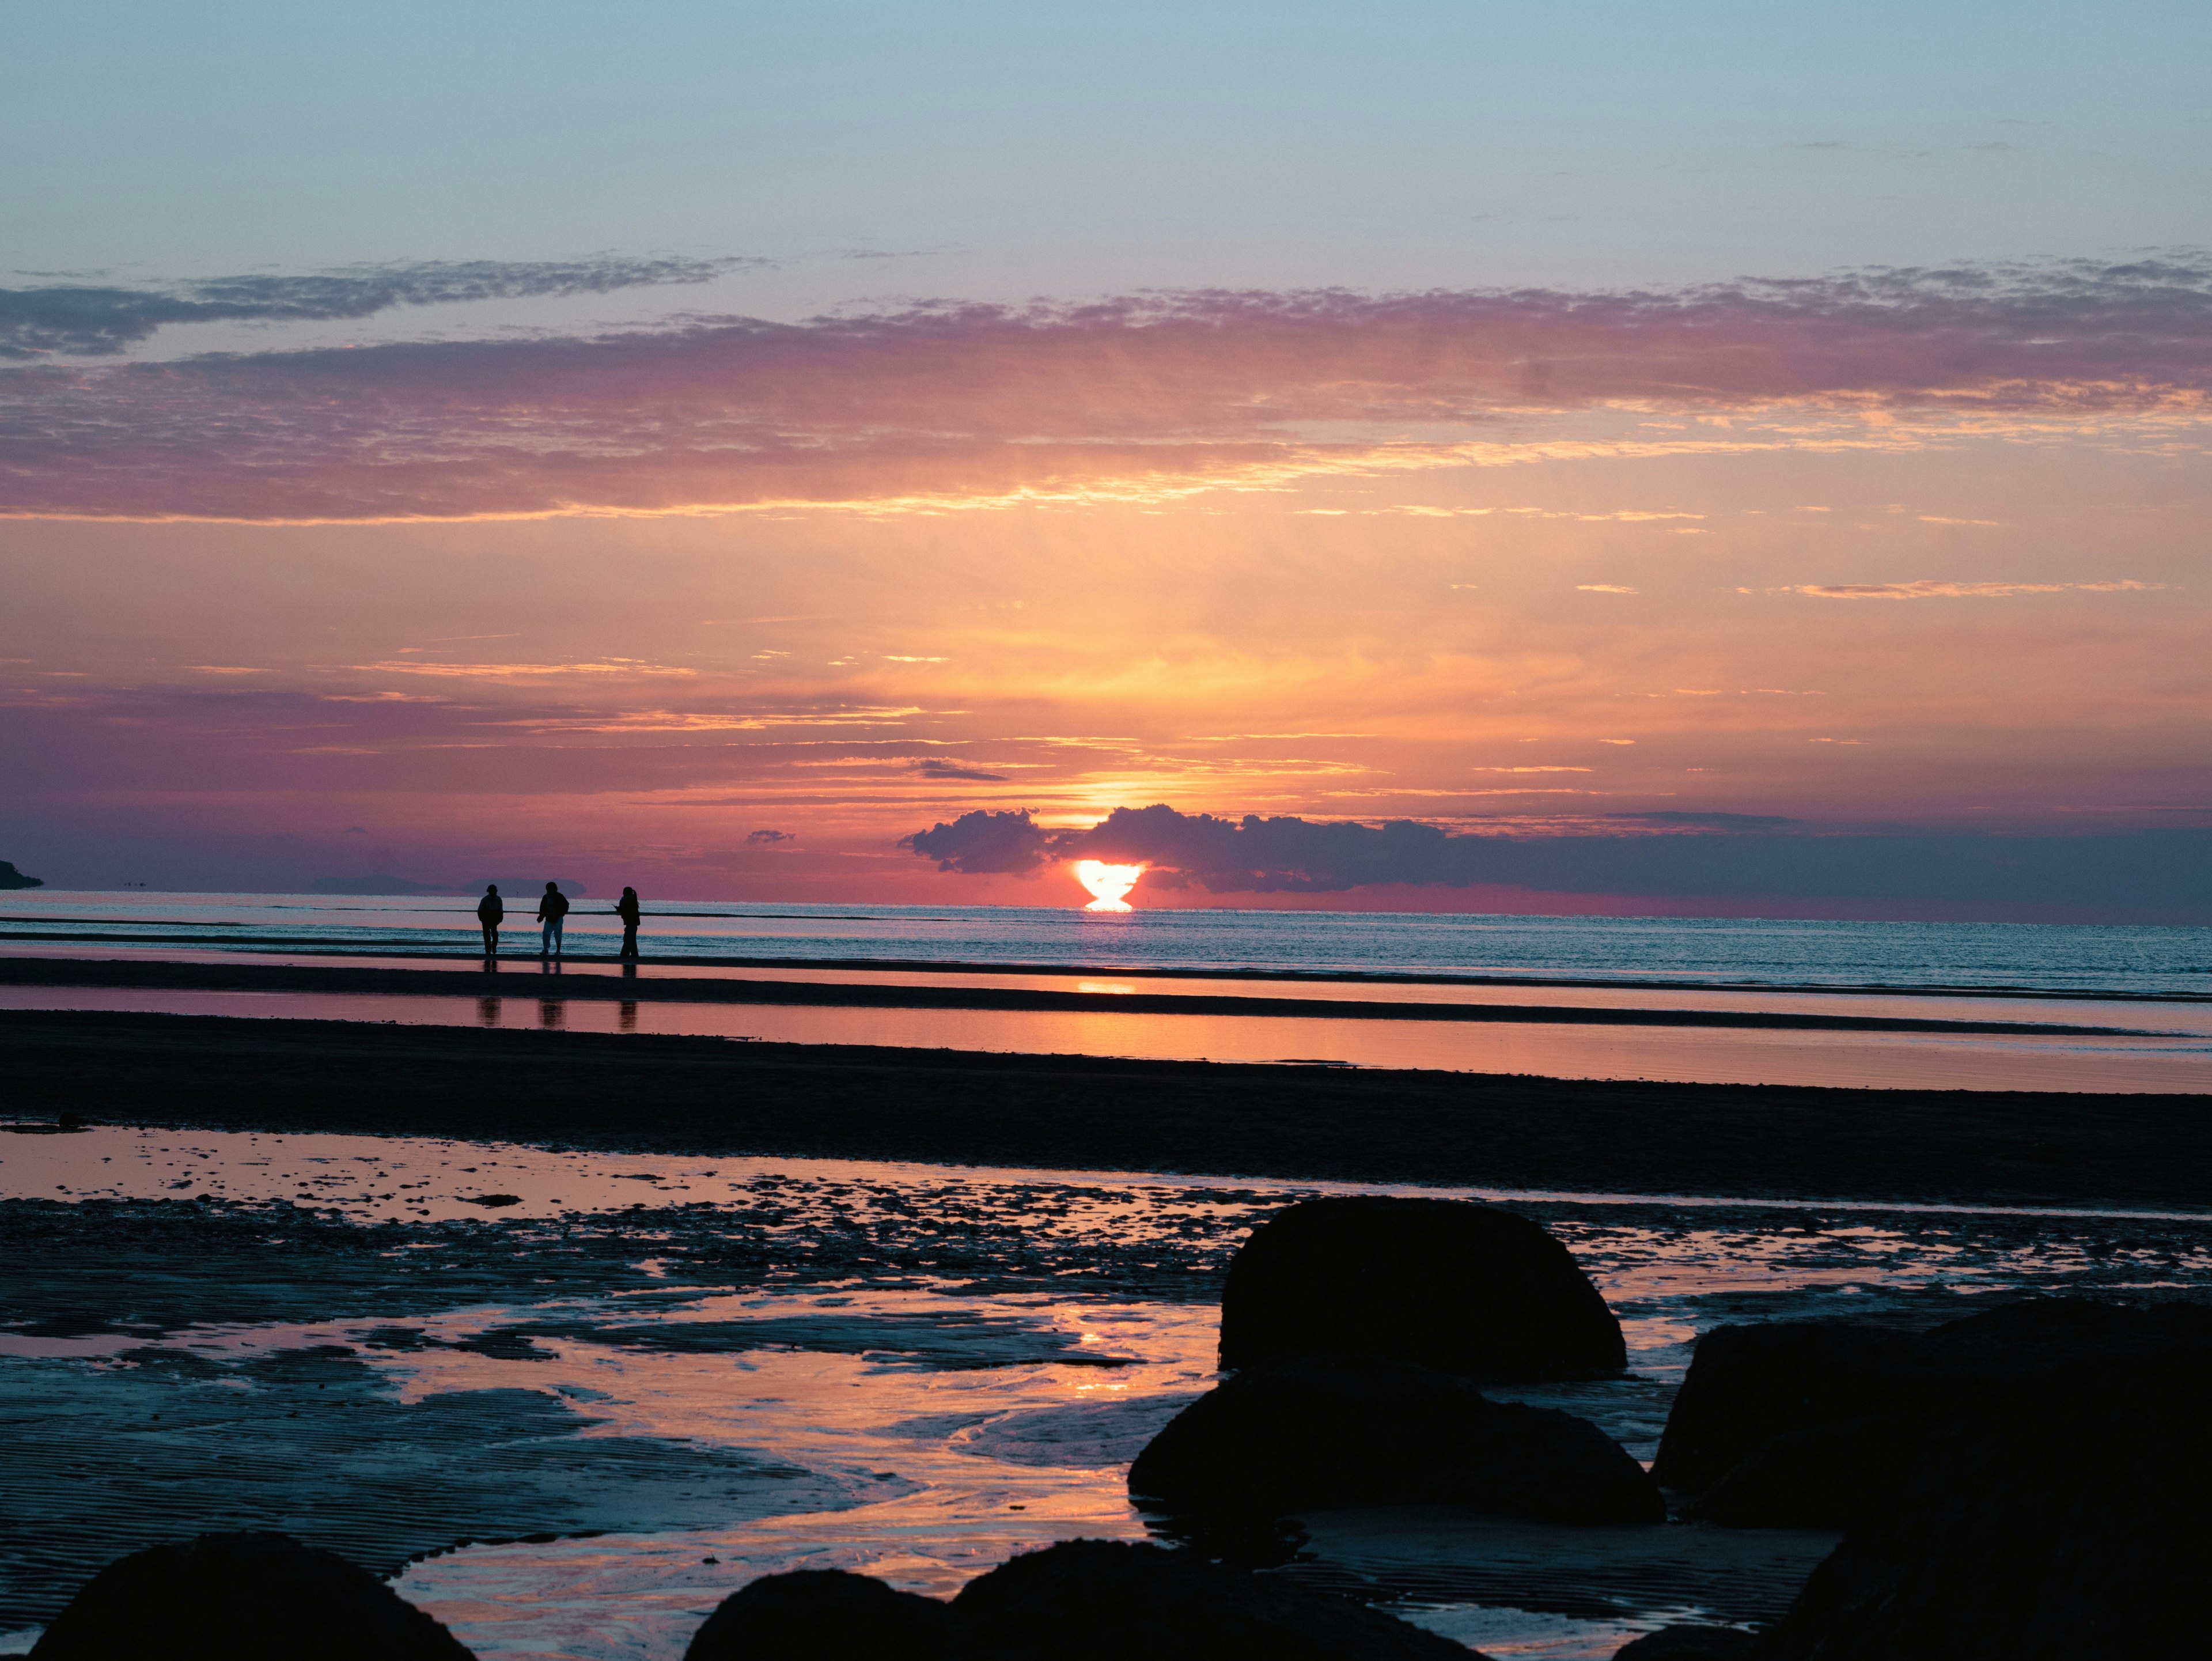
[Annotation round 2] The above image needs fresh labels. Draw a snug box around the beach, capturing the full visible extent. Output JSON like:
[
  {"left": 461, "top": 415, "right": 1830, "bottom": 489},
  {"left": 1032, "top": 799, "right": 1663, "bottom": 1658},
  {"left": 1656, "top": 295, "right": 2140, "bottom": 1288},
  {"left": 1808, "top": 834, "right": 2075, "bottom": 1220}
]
[
  {"left": 5, "top": 909, "right": 2210, "bottom": 1659},
  {"left": 10, "top": 1004, "right": 2210, "bottom": 1210}
]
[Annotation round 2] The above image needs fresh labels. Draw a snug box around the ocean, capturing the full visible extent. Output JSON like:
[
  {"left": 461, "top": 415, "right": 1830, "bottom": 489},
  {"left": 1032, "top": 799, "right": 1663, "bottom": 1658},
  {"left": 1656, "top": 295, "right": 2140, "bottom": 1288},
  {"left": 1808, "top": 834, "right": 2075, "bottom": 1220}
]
[
  {"left": 6, "top": 890, "right": 2210, "bottom": 994},
  {"left": 7, "top": 890, "right": 2211, "bottom": 1093}
]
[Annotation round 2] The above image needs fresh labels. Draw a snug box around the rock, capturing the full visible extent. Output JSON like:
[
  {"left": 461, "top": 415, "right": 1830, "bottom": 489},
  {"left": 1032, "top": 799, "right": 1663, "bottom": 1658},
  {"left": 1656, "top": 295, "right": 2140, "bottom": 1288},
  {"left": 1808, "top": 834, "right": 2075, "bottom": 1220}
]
[
  {"left": 1757, "top": 1365, "right": 2209, "bottom": 1660},
  {"left": 1128, "top": 1356, "right": 1665, "bottom": 1525},
  {"left": 1219, "top": 1197, "right": 1624, "bottom": 1382},
  {"left": 947, "top": 1538, "right": 1477, "bottom": 1660},
  {"left": 1653, "top": 1299, "right": 2212, "bottom": 1527},
  {"left": 684, "top": 1568, "right": 951, "bottom": 1659},
  {"left": 29, "top": 1530, "right": 474, "bottom": 1660},
  {"left": 1681, "top": 1416, "right": 1915, "bottom": 1529},
  {"left": 1611, "top": 1627, "right": 1755, "bottom": 1659},
  {"left": 1648, "top": 1319, "right": 1919, "bottom": 1495}
]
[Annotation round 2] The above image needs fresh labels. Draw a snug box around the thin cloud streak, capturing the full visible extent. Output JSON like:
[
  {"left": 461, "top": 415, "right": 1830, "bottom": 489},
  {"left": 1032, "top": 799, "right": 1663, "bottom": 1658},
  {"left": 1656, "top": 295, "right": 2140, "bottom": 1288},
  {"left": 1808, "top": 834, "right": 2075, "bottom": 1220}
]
[
  {"left": 1791, "top": 580, "right": 2166, "bottom": 599},
  {"left": 6, "top": 254, "right": 2212, "bottom": 521},
  {"left": 353, "top": 659, "right": 700, "bottom": 678}
]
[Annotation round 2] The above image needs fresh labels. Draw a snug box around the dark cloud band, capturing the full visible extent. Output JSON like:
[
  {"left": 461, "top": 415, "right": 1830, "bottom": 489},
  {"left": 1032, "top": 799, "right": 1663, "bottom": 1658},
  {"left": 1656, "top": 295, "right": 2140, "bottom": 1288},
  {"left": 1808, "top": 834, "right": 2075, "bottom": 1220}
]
[
  {"left": 903, "top": 805, "right": 2212, "bottom": 912},
  {"left": 0, "top": 255, "right": 762, "bottom": 360}
]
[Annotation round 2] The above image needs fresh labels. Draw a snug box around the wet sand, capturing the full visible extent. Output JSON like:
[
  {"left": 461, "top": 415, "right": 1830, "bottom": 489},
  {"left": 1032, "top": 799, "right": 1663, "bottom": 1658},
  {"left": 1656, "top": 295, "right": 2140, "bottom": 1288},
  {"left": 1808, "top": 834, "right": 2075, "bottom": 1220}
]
[
  {"left": 0, "top": 954, "right": 2150, "bottom": 1034},
  {"left": 6, "top": 1125, "right": 2206, "bottom": 1658},
  {"left": 9, "top": 1009, "right": 2210, "bottom": 1211}
]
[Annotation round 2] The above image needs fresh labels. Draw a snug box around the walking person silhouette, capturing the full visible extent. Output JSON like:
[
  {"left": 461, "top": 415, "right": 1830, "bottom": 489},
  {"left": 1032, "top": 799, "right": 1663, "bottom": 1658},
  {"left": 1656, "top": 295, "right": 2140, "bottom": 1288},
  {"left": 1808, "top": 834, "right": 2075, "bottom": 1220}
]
[
  {"left": 536, "top": 881, "right": 570, "bottom": 958},
  {"left": 476, "top": 884, "right": 504, "bottom": 956},
  {"left": 615, "top": 886, "right": 642, "bottom": 960}
]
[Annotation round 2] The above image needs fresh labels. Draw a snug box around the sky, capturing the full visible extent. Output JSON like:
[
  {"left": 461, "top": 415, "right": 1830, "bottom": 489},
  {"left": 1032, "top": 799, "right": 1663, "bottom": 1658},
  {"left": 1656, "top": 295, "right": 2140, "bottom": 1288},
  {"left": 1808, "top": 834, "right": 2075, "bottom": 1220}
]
[{"left": 3, "top": 1, "right": 2209, "bottom": 920}]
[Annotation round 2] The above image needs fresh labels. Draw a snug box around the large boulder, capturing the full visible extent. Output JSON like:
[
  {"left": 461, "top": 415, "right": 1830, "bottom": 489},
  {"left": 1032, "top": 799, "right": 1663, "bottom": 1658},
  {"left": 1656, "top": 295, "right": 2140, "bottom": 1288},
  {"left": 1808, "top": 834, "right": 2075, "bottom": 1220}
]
[
  {"left": 1756, "top": 1365, "right": 2209, "bottom": 1660},
  {"left": 1679, "top": 1418, "right": 1911, "bottom": 1529},
  {"left": 29, "top": 1531, "right": 474, "bottom": 1660},
  {"left": 1218, "top": 1197, "right": 1624, "bottom": 1381},
  {"left": 948, "top": 1538, "right": 1476, "bottom": 1660},
  {"left": 684, "top": 1568, "right": 951, "bottom": 1659},
  {"left": 1649, "top": 1319, "right": 1919, "bottom": 1496},
  {"left": 1653, "top": 1298, "right": 2212, "bottom": 1527},
  {"left": 1128, "top": 1356, "right": 1665, "bottom": 1525}
]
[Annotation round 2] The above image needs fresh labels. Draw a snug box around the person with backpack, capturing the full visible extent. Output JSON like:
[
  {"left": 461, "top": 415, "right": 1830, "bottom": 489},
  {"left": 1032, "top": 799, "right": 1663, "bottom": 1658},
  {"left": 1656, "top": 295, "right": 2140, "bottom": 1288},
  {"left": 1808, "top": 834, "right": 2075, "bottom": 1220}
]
[
  {"left": 536, "top": 881, "right": 570, "bottom": 958},
  {"left": 476, "top": 884, "right": 504, "bottom": 956},
  {"left": 615, "top": 886, "right": 642, "bottom": 959}
]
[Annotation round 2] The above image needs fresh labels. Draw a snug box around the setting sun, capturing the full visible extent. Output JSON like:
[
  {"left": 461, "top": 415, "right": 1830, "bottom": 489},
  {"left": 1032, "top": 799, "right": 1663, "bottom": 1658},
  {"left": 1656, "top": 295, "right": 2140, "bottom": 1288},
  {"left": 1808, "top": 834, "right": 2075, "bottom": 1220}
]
[{"left": 1074, "top": 860, "right": 1145, "bottom": 912}]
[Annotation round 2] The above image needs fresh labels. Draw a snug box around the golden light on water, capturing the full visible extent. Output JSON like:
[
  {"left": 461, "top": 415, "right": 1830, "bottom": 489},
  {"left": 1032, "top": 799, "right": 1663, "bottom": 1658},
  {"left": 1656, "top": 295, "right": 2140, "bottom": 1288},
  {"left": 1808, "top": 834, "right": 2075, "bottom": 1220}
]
[{"left": 1074, "top": 860, "right": 1145, "bottom": 912}]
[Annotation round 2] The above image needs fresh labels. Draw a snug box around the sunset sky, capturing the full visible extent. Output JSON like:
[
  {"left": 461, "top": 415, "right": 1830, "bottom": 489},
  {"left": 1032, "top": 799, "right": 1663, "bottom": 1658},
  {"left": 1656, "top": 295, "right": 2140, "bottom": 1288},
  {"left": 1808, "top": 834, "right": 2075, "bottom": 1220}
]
[{"left": 5, "top": 2, "right": 2209, "bottom": 919}]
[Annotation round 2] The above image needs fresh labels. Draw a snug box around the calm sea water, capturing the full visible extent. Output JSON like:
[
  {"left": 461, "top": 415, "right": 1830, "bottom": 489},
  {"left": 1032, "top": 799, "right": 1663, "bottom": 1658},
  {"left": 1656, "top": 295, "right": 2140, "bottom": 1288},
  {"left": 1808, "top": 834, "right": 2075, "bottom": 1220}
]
[{"left": 6, "top": 891, "right": 2209, "bottom": 996}]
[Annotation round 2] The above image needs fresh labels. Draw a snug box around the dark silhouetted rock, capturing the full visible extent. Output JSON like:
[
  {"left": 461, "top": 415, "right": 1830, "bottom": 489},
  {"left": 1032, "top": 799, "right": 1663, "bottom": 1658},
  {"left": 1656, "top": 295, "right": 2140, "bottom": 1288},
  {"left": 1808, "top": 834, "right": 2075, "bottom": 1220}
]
[
  {"left": 0, "top": 860, "right": 41, "bottom": 890},
  {"left": 1758, "top": 1368, "right": 2209, "bottom": 1660},
  {"left": 1612, "top": 1627, "right": 1755, "bottom": 1660},
  {"left": 1648, "top": 1318, "right": 1919, "bottom": 1494},
  {"left": 1682, "top": 1418, "right": 1910, "bottom": 1528},
  {"left": 29, "top": 1531, "right": 473, "bottom": 1660},
  {"left": 948, "top": 1538, "right": 1476, "bottom": 1660},
  {"left": 1218, "top": 1197, "right": 1624, "bottom": 1381},
  {"left": 1129, "top": 1356, "right": 1664, "bottom": 1524},
  {"left": 684, "top": 1568, "right": 950, "bottom": 1659},
  {"left": 1653, "top": 1298, "right": 2212, "bottom": 1527}
]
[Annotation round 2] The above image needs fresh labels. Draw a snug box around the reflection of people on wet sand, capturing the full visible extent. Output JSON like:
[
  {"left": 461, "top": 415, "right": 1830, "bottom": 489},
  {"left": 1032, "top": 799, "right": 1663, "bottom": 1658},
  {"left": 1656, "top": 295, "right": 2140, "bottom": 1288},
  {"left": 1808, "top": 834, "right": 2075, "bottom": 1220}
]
[
  {"left": 536, "top": 881, "right": 570, "bottom": 958},
  {"left": 476, "top": 884, "right": 504, "bottom": 956},
  {"left": 615, "top": 886, "right": 642, "bottom": 959}
]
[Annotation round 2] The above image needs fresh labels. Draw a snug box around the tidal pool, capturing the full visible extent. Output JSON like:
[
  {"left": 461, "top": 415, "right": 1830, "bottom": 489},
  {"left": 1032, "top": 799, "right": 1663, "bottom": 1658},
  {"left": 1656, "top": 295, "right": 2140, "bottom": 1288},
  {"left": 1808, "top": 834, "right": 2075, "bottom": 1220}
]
[{"left": 2, "top": 1125, "right": 2207, "bottom": 1658}]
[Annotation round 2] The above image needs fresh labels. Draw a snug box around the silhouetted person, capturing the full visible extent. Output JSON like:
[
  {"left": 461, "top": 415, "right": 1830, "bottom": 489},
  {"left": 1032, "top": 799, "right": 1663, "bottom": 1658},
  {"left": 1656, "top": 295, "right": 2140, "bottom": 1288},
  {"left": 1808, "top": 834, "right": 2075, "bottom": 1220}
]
[
  {"left": 615, "top": 886, "right": 641, "bottom": 959},
  {"left": 537, "top": 881, "right": 569, "bottom": 958},
  {"left": 477, "top": 884, "right": 503, "bottom": 956}
]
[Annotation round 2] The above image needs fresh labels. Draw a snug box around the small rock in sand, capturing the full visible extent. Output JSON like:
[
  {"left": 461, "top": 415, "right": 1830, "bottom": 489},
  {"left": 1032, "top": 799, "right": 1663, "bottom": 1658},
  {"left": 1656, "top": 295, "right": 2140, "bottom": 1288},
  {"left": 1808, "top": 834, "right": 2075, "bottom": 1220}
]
[
  {"left": 29, "top": 1530, "right": 473, "bottom": 1660},
  {"left": 684, "top": 1567, "right": 951, "bottom": 1659},
  {"left": 685, "top": 1542, "right": 1476, "bottom": 1661},
  {"left": 948, "top": 1537, "right": 1478, "bottom": 1660}
]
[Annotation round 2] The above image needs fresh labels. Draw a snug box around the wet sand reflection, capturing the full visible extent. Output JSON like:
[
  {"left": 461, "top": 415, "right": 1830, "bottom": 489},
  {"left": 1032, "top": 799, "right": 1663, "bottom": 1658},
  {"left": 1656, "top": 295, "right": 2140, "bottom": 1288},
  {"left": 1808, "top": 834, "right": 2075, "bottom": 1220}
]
[{"left": 2, "top": 983, "right": 2206, "bottom": 1092}]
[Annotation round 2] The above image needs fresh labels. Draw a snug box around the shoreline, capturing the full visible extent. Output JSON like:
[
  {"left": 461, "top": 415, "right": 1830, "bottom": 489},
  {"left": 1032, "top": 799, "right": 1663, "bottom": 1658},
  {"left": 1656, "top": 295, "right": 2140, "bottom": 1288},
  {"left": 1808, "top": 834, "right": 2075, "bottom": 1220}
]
[
  {"left": 3, "top": 929, "right": 2208, "bottom": 1004},
  {"left": 0, "top": 955, "right": 2157, "bottom": 1036},
  {"left": 10, "top": 1008, "right": 2211, "bottom": 1213}
]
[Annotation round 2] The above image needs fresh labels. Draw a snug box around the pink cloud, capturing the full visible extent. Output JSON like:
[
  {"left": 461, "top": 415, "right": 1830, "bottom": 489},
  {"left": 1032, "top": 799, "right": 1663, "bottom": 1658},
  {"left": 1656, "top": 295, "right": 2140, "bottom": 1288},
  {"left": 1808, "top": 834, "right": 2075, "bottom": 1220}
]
[{"left": 4, "top": 255, "right": 2210, "bottom": 522}]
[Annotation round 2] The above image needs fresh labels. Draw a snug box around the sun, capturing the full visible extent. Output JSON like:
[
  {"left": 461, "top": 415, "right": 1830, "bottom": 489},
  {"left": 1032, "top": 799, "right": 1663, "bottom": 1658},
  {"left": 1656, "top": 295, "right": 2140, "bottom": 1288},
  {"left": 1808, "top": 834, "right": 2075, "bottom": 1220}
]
[{"left": 1074, "top": 860, "right": 1145, "bottom": 912}]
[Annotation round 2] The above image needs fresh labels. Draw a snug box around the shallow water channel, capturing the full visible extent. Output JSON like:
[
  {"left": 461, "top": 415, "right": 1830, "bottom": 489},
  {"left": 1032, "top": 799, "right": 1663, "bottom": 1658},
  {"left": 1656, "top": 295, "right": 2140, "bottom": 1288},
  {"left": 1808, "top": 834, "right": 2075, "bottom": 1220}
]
[{"left": 2, "top": 1127, "right": 2207, "bottom": 1658}]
